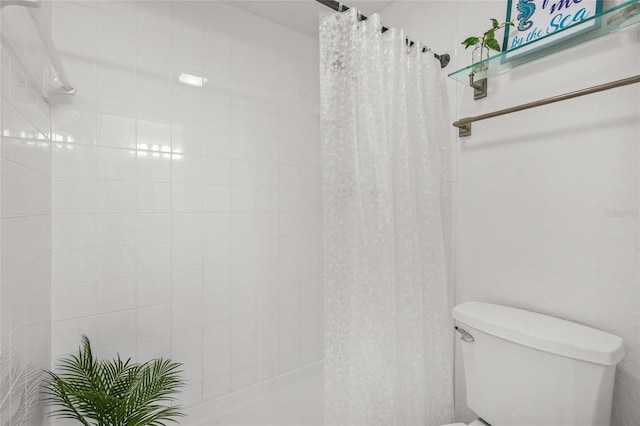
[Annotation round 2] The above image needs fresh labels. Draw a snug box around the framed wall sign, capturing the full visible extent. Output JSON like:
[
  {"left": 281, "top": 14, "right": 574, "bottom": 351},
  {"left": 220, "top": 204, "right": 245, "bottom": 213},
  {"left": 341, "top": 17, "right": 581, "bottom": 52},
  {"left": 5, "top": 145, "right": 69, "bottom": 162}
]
[{"left": 502, "top": 0, "right": 603, "bottom": 61}]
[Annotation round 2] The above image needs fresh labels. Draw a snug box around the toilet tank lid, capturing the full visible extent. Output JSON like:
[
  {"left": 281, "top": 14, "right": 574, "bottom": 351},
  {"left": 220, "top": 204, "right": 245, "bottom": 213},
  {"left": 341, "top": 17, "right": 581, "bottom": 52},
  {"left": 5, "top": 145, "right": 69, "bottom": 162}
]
[{"left": 453, "top": 302, "right": 625, "bottom": 366}]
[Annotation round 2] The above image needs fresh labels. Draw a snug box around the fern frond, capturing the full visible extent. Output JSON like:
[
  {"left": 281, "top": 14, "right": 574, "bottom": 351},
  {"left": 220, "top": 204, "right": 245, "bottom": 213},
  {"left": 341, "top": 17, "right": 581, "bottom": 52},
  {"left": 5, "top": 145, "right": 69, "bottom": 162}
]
[
  {"left": 42, "top": 336, "right": 186, "bottom": 426},
  {"left": 122, "top": 359, "right": 186, "bottom": 425}
]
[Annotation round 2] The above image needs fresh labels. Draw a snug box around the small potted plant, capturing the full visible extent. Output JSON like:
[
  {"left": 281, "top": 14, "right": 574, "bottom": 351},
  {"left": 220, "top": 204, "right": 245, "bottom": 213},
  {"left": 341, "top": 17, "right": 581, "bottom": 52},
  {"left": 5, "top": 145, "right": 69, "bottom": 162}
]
[
  {"left": 43, "top": 336, "right": 185, "bottom": 425},
  {"left": 462, "top": 19, "right": 514, "bottom": 70}
]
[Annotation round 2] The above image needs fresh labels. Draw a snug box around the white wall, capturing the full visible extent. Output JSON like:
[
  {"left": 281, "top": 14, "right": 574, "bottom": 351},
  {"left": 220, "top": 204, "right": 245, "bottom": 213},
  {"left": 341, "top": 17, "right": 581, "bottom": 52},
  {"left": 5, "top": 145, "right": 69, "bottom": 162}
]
[
  {"left": 49, "top": 0, "right": 322, "bottom": 409},
  {"left": 382, "top": 1, "right": 639, "bottom": 424},
  {"left": 0, "top": 3, "right": 53, "bottom": 424}
]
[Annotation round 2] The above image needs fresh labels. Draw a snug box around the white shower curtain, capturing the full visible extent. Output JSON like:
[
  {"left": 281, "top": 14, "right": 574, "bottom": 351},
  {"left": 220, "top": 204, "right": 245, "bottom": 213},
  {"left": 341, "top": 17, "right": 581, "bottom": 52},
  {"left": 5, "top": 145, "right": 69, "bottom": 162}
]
[{"left": 319, "top": 9, "right": 454, "bottom": 426}]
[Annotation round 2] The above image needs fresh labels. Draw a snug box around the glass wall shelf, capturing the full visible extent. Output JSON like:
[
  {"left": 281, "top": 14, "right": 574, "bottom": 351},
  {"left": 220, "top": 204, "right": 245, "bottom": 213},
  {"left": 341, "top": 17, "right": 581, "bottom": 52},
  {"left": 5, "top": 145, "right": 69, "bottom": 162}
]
[{"left": 448, "top": 0, "right": 640, "bottom": 84}]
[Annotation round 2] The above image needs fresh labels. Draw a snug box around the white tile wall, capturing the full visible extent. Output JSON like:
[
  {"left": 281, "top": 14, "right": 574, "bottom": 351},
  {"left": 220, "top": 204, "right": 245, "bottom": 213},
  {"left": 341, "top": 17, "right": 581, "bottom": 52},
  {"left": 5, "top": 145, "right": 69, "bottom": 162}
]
[
  {"left": 0, "top": 3, "right": 53, "bottom": 425},
  {"left": 49, "top": 0, "right": 323, "bottom": 407}
]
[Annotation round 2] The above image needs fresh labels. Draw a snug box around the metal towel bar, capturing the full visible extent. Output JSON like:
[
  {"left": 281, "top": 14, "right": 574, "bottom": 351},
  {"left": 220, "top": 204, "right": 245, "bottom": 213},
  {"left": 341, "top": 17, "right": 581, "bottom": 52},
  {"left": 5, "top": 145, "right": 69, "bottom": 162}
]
[{"left": 453, "top": 74, "right": 640, "bottom": 137}]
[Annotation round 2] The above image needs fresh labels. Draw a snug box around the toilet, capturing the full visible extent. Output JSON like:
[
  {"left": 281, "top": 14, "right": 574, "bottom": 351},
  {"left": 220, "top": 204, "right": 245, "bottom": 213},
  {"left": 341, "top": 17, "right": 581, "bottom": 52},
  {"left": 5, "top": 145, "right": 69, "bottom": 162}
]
[{"left": 443, "top": 301, "right": 625, "bottom": 426}]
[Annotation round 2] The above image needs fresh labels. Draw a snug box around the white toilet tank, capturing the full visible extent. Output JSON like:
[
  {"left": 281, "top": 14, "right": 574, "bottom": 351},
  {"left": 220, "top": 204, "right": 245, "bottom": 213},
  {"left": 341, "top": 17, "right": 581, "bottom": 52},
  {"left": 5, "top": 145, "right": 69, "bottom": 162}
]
[{"left": 453, "top": 302, "right": 625, "bottom": 426}]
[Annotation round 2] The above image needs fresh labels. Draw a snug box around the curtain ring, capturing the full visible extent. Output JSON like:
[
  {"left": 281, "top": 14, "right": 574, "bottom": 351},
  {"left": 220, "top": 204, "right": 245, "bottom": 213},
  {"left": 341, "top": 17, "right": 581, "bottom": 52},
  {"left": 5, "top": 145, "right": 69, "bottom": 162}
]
[{"left": 335, "top": 2, "right": 343, "bottom": 20}]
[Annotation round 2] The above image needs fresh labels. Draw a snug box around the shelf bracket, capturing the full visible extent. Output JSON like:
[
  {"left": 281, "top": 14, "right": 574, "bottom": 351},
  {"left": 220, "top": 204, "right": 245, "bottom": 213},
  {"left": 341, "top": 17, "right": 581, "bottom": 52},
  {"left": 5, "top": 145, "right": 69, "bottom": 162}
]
[{"left": 469, "top": 72, "right": 487, "bottom": 100}]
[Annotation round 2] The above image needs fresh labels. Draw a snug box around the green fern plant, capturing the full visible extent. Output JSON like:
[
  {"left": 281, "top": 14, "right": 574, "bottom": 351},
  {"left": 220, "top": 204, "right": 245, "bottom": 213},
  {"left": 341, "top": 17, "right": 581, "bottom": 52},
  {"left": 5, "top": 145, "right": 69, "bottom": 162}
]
[{"left": 42, "top": 335, "right": 186, "bottom": 426}]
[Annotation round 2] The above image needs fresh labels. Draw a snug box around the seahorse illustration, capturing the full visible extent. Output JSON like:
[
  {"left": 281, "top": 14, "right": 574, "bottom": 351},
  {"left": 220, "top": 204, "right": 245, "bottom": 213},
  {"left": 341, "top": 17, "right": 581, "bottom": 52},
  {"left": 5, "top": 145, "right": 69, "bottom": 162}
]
[{"left": 516, "top": 0, "right": 536, "bottom": 31}]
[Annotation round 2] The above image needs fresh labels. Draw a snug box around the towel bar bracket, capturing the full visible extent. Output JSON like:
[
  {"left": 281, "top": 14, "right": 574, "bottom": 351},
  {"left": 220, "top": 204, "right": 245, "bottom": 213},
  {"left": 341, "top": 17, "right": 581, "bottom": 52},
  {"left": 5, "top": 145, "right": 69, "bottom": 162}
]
[{"left": 454, "top": 121, "right": 472, "bottom": 137}]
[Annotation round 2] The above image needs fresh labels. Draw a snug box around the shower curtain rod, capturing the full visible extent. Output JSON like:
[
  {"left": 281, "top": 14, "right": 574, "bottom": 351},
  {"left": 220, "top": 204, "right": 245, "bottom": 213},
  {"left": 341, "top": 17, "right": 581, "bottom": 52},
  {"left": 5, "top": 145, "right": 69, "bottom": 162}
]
[
  {"left": 28, "top": 7, "right": 75, "bottom": 94},
  {"left": 1, "top": 0, "right": 75, "bottom": 94},
  {"left": 315, "top": 0, "right": 450, "bottom": 68}
]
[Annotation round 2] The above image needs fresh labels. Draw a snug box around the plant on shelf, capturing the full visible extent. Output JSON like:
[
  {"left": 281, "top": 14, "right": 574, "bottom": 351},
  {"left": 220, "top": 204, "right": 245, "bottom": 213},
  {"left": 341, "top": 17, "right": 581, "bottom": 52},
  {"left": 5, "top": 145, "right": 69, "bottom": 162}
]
[
  {"left": 43, "top": 335, "right": 185, "bottom": 426},
  {"left": 462, "top": 19, "right": 514, "bottom": 69}
]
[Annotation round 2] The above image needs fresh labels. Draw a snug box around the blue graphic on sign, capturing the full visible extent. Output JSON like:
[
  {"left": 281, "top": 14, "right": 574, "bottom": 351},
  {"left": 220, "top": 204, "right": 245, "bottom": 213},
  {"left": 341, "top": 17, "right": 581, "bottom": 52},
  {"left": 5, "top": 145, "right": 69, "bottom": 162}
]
[{"left": 516, "top": 0, "right": 536, "bottom": 31}]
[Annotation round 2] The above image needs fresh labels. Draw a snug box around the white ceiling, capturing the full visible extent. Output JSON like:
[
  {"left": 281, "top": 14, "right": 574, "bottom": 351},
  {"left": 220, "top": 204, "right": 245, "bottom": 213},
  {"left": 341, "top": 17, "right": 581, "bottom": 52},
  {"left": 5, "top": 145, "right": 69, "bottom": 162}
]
[{"left": 224, "top": 0, "right": 396, "bottom": 38}]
